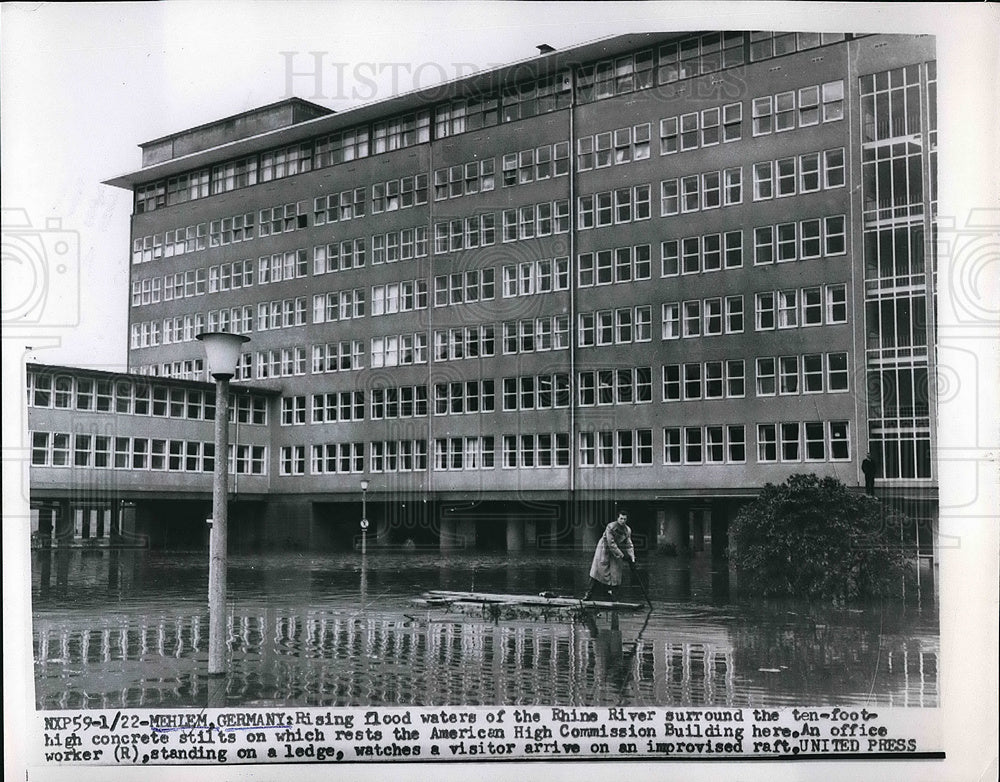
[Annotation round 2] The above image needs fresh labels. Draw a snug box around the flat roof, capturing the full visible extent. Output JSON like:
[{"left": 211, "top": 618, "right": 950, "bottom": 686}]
[
  {"left": 104, "top": 32, "right": 681, "bottom": 190},
  {"left": 27, "top": 362, "right": 282, "bottom": 396}
]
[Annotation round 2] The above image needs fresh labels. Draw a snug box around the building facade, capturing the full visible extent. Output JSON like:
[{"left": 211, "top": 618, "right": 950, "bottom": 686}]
[{"left": 29, "top": 31, "right": 938, "bottom": 555}]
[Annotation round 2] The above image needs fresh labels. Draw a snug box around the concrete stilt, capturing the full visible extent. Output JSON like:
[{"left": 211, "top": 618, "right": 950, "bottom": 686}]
[
  {"left": 439, "top": 514, "right": 456, "bottom": 552},
  {"left": 506, "top": 515, "right": 524, "bottom": 552},
  {"left": 55, "top": 501, "right": 73, "bottom": 546},
  {"left": 662, "top": 506, "right": 685, "bottom": 552},
  {"left": 577, "top": 508, "right": 599, "bottom": 552},
  {"left": 375, "top": 516, "right": 391, "bottom": 547},
  {"left": 457, "top": 518, "right": 476, "bottom": 551}
]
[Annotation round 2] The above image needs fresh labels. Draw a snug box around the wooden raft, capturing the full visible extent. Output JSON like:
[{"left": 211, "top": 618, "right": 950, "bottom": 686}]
[{"left": 412, "top": 589, "right": 643, "bottom": 621}]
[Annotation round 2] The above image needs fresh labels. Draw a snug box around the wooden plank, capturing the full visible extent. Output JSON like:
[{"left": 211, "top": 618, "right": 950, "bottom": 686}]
[{"left": 423, "top": 590, "right": 642, "bottom": 610}]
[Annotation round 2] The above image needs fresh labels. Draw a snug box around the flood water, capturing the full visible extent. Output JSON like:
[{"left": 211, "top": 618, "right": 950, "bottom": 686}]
[{"left": 32, "top": 549, "right": 939, "bottom": 711}]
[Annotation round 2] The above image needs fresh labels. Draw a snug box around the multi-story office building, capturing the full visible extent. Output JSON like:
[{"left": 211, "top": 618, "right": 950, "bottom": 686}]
[{"left": 29, "top": 31, "right": 938, "bottom": 555}]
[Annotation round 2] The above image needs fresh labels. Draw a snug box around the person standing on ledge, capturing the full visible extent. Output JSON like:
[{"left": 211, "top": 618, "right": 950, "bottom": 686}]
[
  {"left": 861, "top": 451, "right": 878, "bottom": 496},
  {"left": 583, "top": 511, "right": 635, "bottom": 602}
]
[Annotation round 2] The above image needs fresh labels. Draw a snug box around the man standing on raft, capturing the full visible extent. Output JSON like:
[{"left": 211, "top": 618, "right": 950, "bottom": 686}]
[{"left": 583, "top": 511, "right": 635, "bottom": 602}]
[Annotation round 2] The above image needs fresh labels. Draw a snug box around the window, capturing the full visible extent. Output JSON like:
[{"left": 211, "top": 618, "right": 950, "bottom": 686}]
[
  {"left": 756, "top": 357, "right": 776, "bottom": 396},
  {"left": 753, "top": 161, "right": 773, "bottom": 200},
  {"left": 825, "top": 216, "right": 847, "bottom": 255},
  {"left": 778, "top": 290, "right": 798, "bottom": 327},
  {"left": 826, "top": 284, "right": 848, "bottom": 323},
  {"left": 752, "top": 96, "right": 773, "bottom": 135},
  {"left": 827, "top": 352, "right": 849, "bottom": 391},
  {"left": 802, "top": 287, "right": 823, "bottom": 325},
  {"left": 776, "top": 157, "right": 796, "bottom": 196},
  {"left": 780, "top": 422, "right": 801, "bottom": 461},
  {"left": 803, "top": 354, "right": 824, "bottom": 393},
  {"left": 726, "top": 360, "right": 745, "bottom": 397},
  {"left": 779, "top": 356, "right": 799, "bottom": 394},
  {"left": 662, "top": 303, "right": 680, "bottom": 339},
  {"left": 684, "top": 427, "right": 703, "bottom": 464},
  {"left": 805, "top": 421, "right": 826, "bottom": 460},
  {"left": 757, "top": 424, "right": 777, "bottom": 462},
  {"left": 823, "top": 81, "right": 845, "bottom": 121},
  {"left": 775, "top": 91, "right": 795, "bottom": 131},
  {"left": 829, "top": 421, "right": 850, "bottom": 460},
  {"left": 824, "top": 148, "right": 845, "bottom": 188},
  {"left": 664, "top": 428, "right": 681, "bottom": 464},
  {"left": 683, "top": 363, "right": 702, "bottom": 400},
  {"left": 726, "top": 296, "right": 744, "bottom": 333},
  {"left": 682, "top": 300, "right": 701, "bottom": 337},
  {"left": 754, "top": 226, "right": 774, "bottom": 265}
]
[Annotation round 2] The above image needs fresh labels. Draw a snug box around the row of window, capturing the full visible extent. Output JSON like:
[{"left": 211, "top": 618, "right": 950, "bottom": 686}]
[
  {"left": 664, "top": 352, "right": 849, "bottom": 401},
  {"left": 131, "top": 212, "right": 253, "bottom": 264},
  {"left": 500, "top": 143, "right": 571, "bottom": 186},
  {"left": 433, "top": 160, "right": 495, "bottom": 201},
  {"left": 282, "top": 421, "right": 848, "bottom": 473},
  {"left": 577, "top": 124, "right": 651, "bottom": 170},
  {"left": 132, "top": 360, "right": 206, "bottom": 382},
  {"left": 432, "top": 214, "right": 499, "bottom": 253},
  {"left": 502, "top": 257, "right": 570, "bottom": 298},
  {"left": 130, "top": 212, "right": 846, "bottom": 314},
  {"left": 578, "top": 307, "right": 652, "bottom": 346},
  {"left": 313, "top": 190, "right": 367, "bottom": 225},
  {"left": 660, "top": 169, "right": 742, "bottom": 215},
  {"left": 30, "top": 432, "right": 266, "bottom": 474},
  {"left": 433, "top": 269, "right": 495, "bottom": 307},
  {"left": 666, "top": 420, "right": 851, "bottom": 465},
  {"left": 135, "top": 34, "right": 856, "bottom": 213},
  {"left": 662, "top": 284, "right": 848, "bottom": 339},
  {"left": 274, "top": 352, "right": 850, "bottom": 428},
  {"left": 259, "top": 201, "right": 309, "bottom": 236},
  {"left": 370, "top": 228, "right": 428, "bottom": 265},
  {"left": 751, "top": 216, "right": 847, "bottom": 264},
  {"left": 751, "top": 148, "right": 846, "bottom": 201},
  {"left": 578, "top": 186, "right": 651, "bottom": 229},
  {"left": 372, "top": 174, "right": 429, "bottom": 213},
  {"left": 34, "top": 419, "right": 852, "bottom": 472},
  {"left": 26, "top": 374, "right": 267, "bottom": 423},
  {"left": 131, "top": 283, "right": 849, "bottom": 356},
  {"left": 659, "top": 103, "right": 743, "bottom": 155},
  {"left": 751, "top": 80, "right": 845, "bottom": 136},
  {"left": 372, "top": 279, "right": 428, "bottom": 316},
  {"left": 500, "top": 200, "right": 572, "bottom": 242}
]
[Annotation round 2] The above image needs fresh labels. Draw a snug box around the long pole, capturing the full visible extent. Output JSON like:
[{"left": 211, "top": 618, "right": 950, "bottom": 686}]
[
  {"left": 208, "top": 377, "right": 229, "bottom": 675},
  {"left": 361, "top": 487, "right": 367, "bottom": 555}
]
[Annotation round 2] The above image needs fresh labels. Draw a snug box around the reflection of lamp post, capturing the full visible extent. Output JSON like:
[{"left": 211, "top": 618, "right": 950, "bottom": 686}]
[
  {"left": 197, "top": 331, "right": 249, "bottom": 676},
  {"left": 360, "top": 479, "right": 369, "bottom": 555}
]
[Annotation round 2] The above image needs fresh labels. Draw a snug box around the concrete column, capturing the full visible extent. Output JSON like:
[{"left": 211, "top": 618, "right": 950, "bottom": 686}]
[
  {"left": 662, "top": 505, "right": 685, "bottom": 551},
  {"left": 523, "top": 519, "right": 537, "bottom": 549},
  {"left": 506, "top": 515, "right": 524, "bottom": 552},
  {"left": 55, "top": 501, "right": 73, "bottom": 546},
  {"left": 457, "top": 518, "right": 476, "bottom": 551},
  {"left": 577, "top": 507, "right": 599, "bottom": 551},
  {"left": 691, "top": 509, "right": 705, "bottom": 552},
  {"left": 710, "top": 501, "right": 729, "bottom": 560},
  {"left": 439, "top": 514, "right": 456, "bottom": 552},
  {"left": 375, "top": 516, "right": 391, "bottom": 547},
  {"left": 37, "top": 507, "right": 54, "bottom": 548}
]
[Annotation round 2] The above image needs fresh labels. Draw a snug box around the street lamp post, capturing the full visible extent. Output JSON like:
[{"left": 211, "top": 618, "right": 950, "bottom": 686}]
[
  {"left": 197, "top": 331, "right": 249, "bottom": 676},
  {"left": 360, "top": 479, "right": 369, "bottom": 555}
]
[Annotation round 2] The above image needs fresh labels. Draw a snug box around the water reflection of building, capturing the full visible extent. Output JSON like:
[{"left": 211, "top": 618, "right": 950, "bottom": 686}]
[
  {"left": 26, "top": 32, "right": 938, "bottom": 560},
  {"left": 34, "top": 607, "right": 937, "bottom": 710}
]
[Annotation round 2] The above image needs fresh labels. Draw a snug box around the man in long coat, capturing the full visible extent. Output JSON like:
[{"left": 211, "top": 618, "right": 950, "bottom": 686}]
[{"left": 583, "top": 511, "right": 635, "bottom": 601}]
